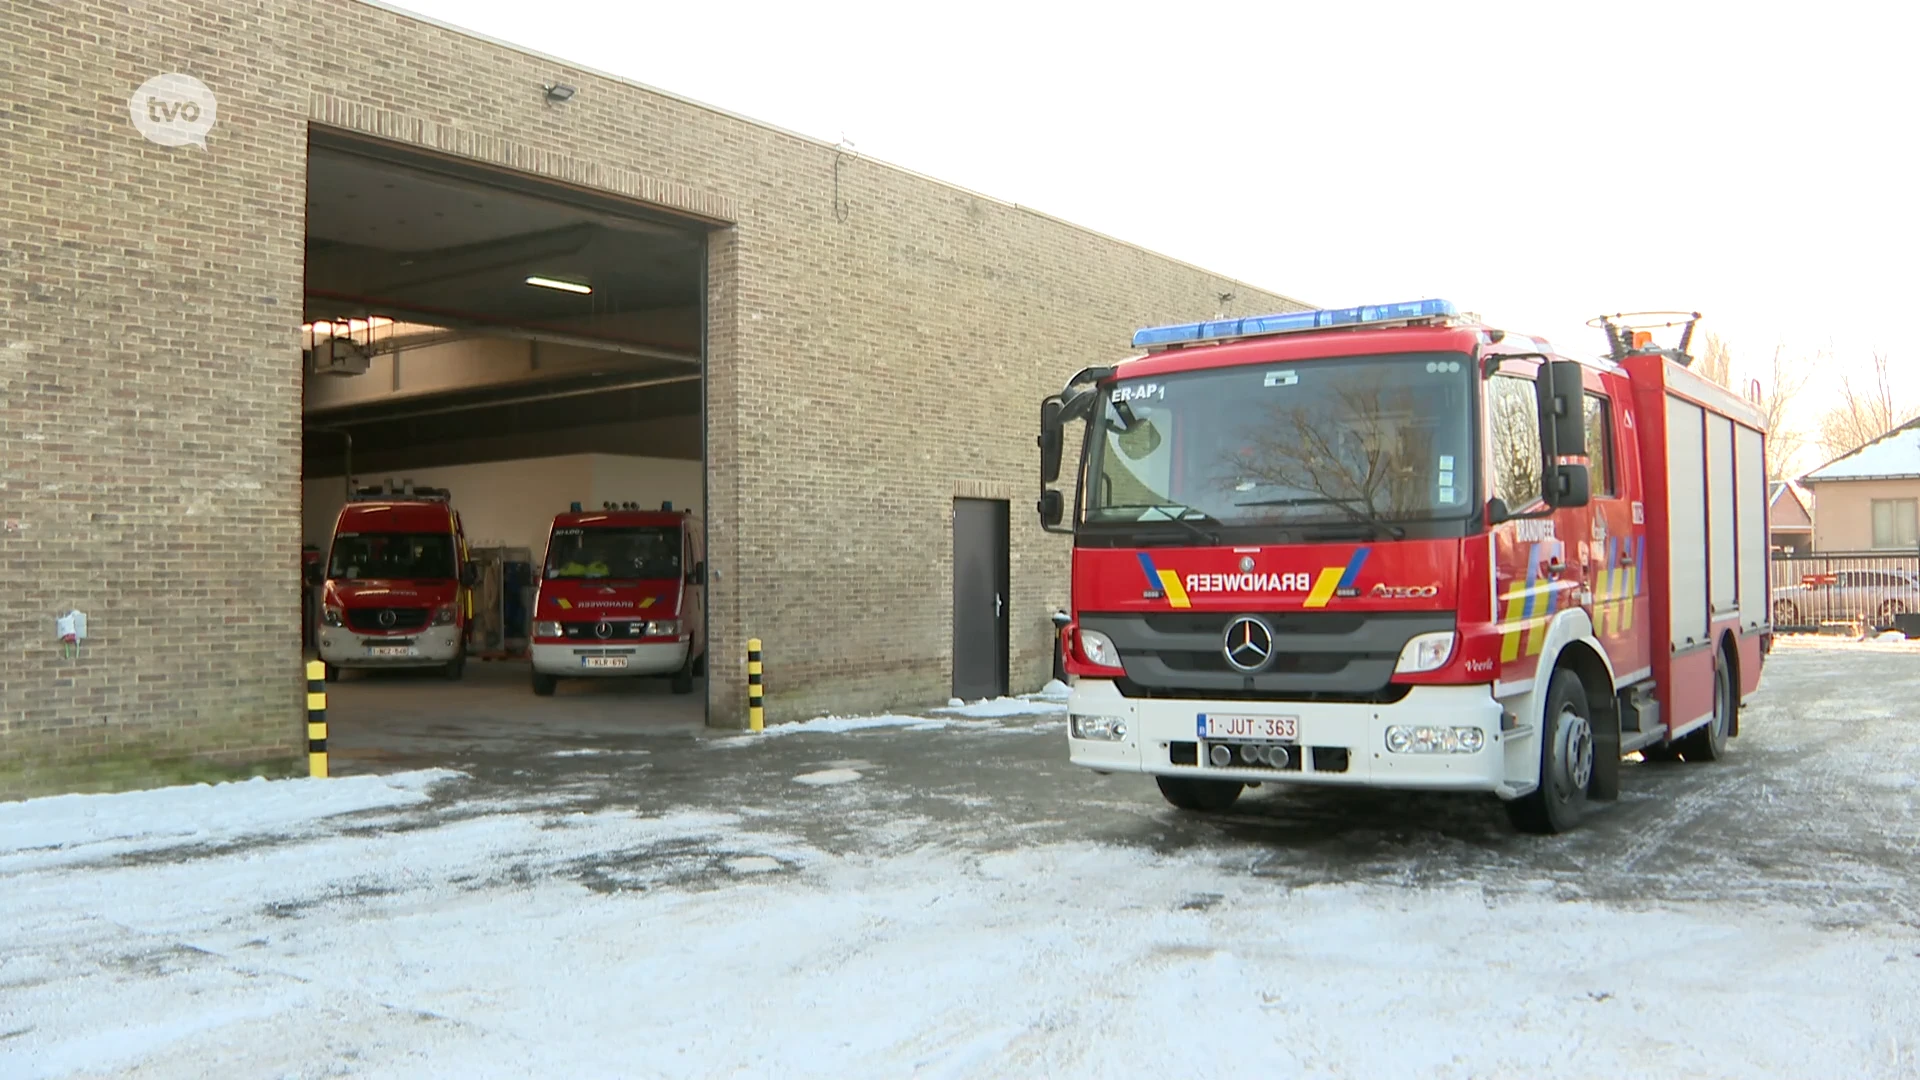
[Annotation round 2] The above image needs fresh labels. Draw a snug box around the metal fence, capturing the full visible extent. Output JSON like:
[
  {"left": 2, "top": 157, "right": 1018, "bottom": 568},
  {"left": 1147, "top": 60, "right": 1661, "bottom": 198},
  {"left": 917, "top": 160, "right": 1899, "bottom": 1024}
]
[{"left": 1769, "top": 551, "right": 1920, "bottom": 630}]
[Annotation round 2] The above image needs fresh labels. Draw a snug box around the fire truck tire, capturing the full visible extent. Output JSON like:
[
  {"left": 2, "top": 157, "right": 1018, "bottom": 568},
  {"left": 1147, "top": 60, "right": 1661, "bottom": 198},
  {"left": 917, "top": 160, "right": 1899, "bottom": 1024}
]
[
  {"left": 1507, "top": 668, "right": 1592, "bottom": 835},
  {"left": 323, "top": 663, "right": 340, "bottom": 683},
  {"left": 670, "top": 660, "right": 695, "bottom": 695},
  {"left": 443, "top": 648, "right": 465, "bottom": 681},
  {"left": 692, "top": 650, "right": 707, "bottom": 677},
  {"left": 1679, "top": 648, "right": 1734, "bottom": 762},
  {"left": 531, "top": 671, "right": 557, "bottom": 696},
  {"left": 1155, "top": 776, "right": 1244, "bottom": 813}
]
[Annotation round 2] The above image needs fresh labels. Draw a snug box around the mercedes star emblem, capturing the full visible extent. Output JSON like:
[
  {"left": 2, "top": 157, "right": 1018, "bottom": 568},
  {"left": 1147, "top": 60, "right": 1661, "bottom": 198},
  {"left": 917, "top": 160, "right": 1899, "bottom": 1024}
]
[
  {"left": 1238, "top": 555, "right": 1256, "bottom": 573},
  {"left": 1223, "top": 615, "right": 1275, "bottom": 673},
  {"left": 377, "top": 609, "right": 397, "bottom": 628},
  {"left": 595, "top": 621, "right": 613, "bottom": 639}
]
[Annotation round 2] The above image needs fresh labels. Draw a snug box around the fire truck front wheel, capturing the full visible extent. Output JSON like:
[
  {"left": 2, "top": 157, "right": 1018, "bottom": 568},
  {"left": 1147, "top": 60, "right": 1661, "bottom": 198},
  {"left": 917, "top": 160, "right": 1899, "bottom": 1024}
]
[
  {"left": 531, "top": 670, "right": 557, "bottom": 696},
  {"left": 1507, "top": 668, "right": 1593, "bottom": 835},
  {"left": 1155, "top": 776, "right": 1245, "bottom": 813}
]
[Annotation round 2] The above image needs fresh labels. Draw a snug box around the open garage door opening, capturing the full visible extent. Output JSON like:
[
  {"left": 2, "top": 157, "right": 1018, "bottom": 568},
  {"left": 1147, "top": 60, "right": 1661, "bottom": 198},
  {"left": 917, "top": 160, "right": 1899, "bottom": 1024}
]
[{"left": 299, "top": 130, "right": 715, "bottom": 769}]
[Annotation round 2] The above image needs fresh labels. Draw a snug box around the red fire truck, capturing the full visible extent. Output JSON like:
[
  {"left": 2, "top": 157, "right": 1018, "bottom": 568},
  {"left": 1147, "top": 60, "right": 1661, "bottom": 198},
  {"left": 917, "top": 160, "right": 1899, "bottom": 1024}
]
[
  {"left": 1037, "top": 300, "right": 1770, "bottom": 833},
  {"left": 311, "top": 482, "right": 477, "bottom": 682},
  {"left": 528, "top": 502, "right": 707, "bottom": 697}
]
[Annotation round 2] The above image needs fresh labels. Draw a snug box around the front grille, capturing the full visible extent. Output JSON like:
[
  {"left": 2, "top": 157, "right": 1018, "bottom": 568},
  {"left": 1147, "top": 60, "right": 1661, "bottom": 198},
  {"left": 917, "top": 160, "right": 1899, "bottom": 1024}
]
[
  {"left": 560, "top": 620, "right": 650, "bottom": 641},
  {"left": 346, "top": 607, "right": 430, "bottom": 633},
  {"left": 1082, "top": 610, "right": 1454, "bottom": 700}
]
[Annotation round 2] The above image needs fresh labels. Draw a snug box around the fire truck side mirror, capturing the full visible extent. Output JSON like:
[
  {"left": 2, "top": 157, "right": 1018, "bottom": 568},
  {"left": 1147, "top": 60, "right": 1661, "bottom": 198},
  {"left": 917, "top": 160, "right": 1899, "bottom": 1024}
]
[
  {"left": 1550, "top": 462, "right": 1591, "bottom": 508},
  {"left": 1039, "top": 398, "right": 1065, "bottom": 485},
  {"left": 304, "top": 563, "right": 323, "bottom": 587},
  {"left": 460, "top": 562, "right": 479, "bottom": 588},
  {"left": 1037, "top": 489, "right": 1065, "bottom": 528},
  {"left": 1536, "top": 360, "right": 1587, "bottom": 460}
]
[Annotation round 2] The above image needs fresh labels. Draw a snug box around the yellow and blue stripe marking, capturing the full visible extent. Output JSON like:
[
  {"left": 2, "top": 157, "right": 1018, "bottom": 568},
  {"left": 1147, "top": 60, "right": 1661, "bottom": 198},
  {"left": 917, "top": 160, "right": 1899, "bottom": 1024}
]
[
  {"left": 1593, "top": 535, "right": 1644, "bottom": 636},
  {"left": 1138, "top": 553, "right": 1192, "bottom": 608},
  {"left": 1499, "top": 542, "right": 1560, "bottom": 662},
  {"left": 1303, "top": 548, "right": 1370, "bottom": 609}
]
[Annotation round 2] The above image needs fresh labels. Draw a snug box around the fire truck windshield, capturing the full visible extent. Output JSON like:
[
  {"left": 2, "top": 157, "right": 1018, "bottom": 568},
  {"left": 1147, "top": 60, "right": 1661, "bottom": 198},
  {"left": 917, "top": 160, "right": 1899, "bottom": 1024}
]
[
  {"left": 544, "top": 526, "right": 682, "bottom": 581},
  {"left": 1082, "top": 351, "right": 1477, "bottom": 540},
  {"left": 328, "top": 532, "right": 457, "bottom": 581}
]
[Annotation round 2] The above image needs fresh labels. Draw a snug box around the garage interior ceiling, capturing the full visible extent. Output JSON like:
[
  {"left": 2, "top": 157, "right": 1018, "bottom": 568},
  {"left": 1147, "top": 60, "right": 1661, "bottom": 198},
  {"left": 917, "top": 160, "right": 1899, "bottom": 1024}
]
[{"left": 301, "top": 134, "right": 710, "bottom": 476}]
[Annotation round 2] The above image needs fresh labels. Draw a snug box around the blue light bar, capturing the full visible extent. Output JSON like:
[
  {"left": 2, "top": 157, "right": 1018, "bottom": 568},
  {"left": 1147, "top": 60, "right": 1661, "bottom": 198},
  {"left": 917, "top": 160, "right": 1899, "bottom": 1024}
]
[{"left": 1132, "top": 298, "right": 1459, "bottom": 349}]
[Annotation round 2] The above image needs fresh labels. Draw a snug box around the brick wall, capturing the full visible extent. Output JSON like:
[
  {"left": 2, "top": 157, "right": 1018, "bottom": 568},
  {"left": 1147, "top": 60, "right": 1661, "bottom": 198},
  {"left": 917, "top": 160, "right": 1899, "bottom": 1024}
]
[{"left": 0, "top": 0, "right": 1307, "bottom": 788}]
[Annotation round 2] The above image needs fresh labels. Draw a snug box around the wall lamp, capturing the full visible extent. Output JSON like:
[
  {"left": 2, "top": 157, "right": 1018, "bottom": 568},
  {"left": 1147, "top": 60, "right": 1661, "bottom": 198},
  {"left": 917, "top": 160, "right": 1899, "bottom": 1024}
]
[{"left": 543, "top": 83, "right": 577, "bottom": 103}]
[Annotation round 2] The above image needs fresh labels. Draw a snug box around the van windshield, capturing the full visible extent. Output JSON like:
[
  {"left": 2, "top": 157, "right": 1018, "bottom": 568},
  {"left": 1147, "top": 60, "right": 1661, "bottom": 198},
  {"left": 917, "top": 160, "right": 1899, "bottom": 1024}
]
[
  {"left": 545, "top": 526, "right": 682, "bottom": 581},
  {"left": 329, "top": 533, "right": 456, "bottom": 581}
]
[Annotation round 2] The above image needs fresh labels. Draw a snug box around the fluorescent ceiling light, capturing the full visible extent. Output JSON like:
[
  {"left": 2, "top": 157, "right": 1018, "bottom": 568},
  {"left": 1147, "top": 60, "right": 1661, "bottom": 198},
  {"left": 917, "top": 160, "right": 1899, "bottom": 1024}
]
[{"left": 526, "top": 276, "right": 591, "bottom": 294}]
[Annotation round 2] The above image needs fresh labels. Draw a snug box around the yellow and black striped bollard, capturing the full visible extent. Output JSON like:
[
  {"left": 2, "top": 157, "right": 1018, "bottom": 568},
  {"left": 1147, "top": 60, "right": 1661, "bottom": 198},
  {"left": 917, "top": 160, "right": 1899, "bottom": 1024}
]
[
  {"left": 305, "top": 659, "right": 330, "bottom": 778},
  {"left": 747, "top": 638, "right": 764, "bottom": 732}
]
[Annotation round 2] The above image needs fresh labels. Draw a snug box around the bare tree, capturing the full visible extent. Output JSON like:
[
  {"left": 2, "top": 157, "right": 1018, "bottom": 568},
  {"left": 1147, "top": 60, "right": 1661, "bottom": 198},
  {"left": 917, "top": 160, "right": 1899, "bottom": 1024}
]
[
  {"left": 1219, "top": 375, "right": 1447, "bottom": 520},
  {"left": 1818, "top": 350, "right": 1908, "bottom": 460},
  {"left": 1690, "top": 333, "right": 1812, "bottom": 479},
  {"left": 1695, "top": 332, "right": 1736, "bottom": 389},
  {"left": 1757, "top": 345, "right": 1810, "bottom": 480}
]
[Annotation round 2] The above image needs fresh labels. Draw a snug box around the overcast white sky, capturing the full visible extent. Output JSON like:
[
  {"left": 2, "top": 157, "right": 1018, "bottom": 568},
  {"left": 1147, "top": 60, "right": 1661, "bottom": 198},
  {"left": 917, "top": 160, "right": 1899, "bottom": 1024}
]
[{"left": 387, "top": 0, "right": 1915, "bottom": 471}]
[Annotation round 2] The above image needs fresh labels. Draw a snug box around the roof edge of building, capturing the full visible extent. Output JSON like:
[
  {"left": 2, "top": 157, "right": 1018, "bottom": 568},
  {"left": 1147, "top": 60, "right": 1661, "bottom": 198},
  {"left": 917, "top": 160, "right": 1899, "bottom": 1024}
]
[
  {"left": 1801, "top": 474, "right": 1920, "bottom": 485},
  {"left": 354, "top": 0, "right": 1316, "bottom": 313}
]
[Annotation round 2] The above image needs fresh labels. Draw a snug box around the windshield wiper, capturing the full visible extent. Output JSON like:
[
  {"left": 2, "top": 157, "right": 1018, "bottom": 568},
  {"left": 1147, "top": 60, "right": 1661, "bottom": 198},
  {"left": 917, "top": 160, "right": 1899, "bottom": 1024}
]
[
  {"left": 1099, "top": 503, "right": 1222, "bottom": 545},
  {"left": 1235, "top": 496, "right": 1407, "bottom": 540}
]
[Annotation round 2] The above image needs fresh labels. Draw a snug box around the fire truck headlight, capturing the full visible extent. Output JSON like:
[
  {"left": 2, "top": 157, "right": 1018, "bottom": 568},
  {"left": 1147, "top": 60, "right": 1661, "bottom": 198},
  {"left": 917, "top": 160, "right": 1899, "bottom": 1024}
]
[
  {"left": 1385, "top": 725, "right": 1485, "bottom": 754},
  {"left": 322, "top": 607, "right": 344, "bottom": 627},
  {"left": 647, "top": 619, "right": 683, "bottom": 637},
  {"left": 1394, "top": 631, "right": 1457, "bottom": 674},
  {"left": 1077, "top": 629, "right": 1123, "bottom": 670},
  {"left": 431, "top": 604, "right": 457, "bottom": 626},
  {"left": 1070, "top": 713, "right": 1128, "bottom": 741},
  {"left": 534, "top": 620, "right": 563, "bottom": 638}
]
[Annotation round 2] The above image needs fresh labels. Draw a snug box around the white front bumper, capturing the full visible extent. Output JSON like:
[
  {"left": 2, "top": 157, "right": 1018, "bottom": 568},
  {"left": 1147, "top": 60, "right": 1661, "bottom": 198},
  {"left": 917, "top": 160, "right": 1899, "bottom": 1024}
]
[
  {"left": 1066, "top": 679, "right": 1535, "bottom": 799},
  {"left": 531, "top": 640, "right": 689, "bottom": 677},
  {"left": 318, "top": 625, "right": 462, "bottom": 667}
]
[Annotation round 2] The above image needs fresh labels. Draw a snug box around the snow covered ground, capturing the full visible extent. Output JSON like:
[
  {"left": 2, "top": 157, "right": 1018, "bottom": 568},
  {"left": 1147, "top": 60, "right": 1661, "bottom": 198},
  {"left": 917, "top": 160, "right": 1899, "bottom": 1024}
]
[{"left": 4, "top": 645, "right": 1919, "bottom": 1078}]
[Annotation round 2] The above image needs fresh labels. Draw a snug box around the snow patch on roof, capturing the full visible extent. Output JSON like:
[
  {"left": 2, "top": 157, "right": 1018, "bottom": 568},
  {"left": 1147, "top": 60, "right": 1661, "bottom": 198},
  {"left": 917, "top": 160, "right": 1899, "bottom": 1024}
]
[{"left": 1804, "top": 421, "right": 1920, "bottom": 481}]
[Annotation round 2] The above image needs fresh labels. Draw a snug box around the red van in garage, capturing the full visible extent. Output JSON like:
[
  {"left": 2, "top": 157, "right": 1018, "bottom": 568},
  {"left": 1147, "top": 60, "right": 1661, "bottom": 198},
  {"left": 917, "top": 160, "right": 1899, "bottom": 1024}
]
[
  {"left": 530, "top": 503, "right": 706, "bottom": 696},
  {"left": 311, "top": 483, "right": 476, "bottom": 682}
]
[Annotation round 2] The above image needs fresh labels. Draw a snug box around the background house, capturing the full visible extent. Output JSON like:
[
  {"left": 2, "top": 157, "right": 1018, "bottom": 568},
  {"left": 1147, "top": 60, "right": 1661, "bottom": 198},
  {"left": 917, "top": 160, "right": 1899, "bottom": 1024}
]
[
  {"left": 1769, "top": 481, "right": 1814, "bottom": 557},
  {"left": 1800, "top": 419, "right": 1920, "bottom": 552}
]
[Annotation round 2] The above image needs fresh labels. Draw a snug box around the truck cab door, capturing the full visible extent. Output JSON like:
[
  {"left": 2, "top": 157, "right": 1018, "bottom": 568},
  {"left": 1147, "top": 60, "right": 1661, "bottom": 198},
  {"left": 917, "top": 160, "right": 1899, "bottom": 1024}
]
[{"left": 1580, "top": 383, "right": 1650, "bottom": 683}]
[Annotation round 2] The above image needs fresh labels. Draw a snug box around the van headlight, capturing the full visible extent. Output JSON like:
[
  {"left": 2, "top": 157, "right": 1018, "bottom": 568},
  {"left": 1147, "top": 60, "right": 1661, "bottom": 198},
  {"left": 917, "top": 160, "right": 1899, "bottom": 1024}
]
[
  {"left": 1394, "top": 631, "right": 1456, "bottom": 674},
  {"left": 432, "top": 604, "right": 457, "bottom": 626},
  {"left": 647, "top": 619, "right": 683, "bottom": 637},
  {"left": 1070, "top": 713, "right": 1128, "bottom": 741},
  {"left": 534, "top": 620, "right": 563, "bottom": 638}
]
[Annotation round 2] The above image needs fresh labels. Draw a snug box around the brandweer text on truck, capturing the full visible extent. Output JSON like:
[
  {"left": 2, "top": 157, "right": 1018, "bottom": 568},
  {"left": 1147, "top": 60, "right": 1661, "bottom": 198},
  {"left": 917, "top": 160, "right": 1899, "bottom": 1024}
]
[{"left": 1037, "top": 299, "right": 1771, "bottom": 833}]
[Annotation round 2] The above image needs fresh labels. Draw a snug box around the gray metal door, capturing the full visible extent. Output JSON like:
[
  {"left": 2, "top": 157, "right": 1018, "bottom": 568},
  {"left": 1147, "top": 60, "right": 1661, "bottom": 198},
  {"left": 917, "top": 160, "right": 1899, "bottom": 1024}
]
[{"left": 953, "top": 498, "right": 1010, "bottom": 701}]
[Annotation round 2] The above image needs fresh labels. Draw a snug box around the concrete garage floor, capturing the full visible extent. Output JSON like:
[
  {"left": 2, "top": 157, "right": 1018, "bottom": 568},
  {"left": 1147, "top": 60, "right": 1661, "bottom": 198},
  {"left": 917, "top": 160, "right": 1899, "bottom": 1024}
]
[{"left": 322, "top": 658, "right": 708, "bottom": 773}]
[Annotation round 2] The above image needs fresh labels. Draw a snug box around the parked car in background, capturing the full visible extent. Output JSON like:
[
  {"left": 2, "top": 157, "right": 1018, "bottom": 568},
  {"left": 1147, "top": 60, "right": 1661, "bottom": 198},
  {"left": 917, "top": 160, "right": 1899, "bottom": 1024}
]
[{"left": 1770, "top": 568, "right": 1920, "bottom": 627}]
